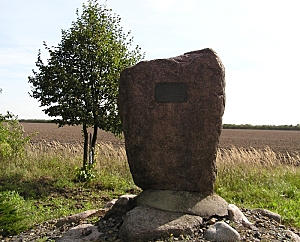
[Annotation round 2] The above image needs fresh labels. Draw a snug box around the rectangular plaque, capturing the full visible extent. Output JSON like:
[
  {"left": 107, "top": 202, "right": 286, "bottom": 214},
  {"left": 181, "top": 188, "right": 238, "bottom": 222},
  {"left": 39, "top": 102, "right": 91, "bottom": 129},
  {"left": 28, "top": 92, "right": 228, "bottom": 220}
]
[{"left": 155, "top": 82, "right": 187, "bottom": 103}]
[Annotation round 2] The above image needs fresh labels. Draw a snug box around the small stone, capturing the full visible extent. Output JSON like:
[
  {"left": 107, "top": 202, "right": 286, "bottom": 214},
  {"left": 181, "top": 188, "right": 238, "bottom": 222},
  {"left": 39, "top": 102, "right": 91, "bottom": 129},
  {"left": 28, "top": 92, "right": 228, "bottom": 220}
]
[
  {"left": 104, "top": 194, "right": 136, "bottom": 220},
  {"left": 81, "top": 227, "right": 92, "bottom": 236},
  {"left": 98, "top": 223, "right": 105, "bottom": 229},
  {"left": 204, "top": 221, "right": 240, "bottom": 241},
  {"left": 56, "top": 224, "right": 101, "bottom": 242},
  {"left": 105, "top": 199, "right": 118, "bottom": 209},
  {"left": 252, "top": 208, "right": 281, "bottom": 223},
  {"left": 208, "top": 217, "right": 218, "bottom": 225},
  {"left": 108, "top": 236, "right": 118, "bottom": 241},
  {"left": 228, "top": 203, "right": 254, "bottom": 228},
  {"left": 285, "top": 230, "right": 300, "bottom": 242},
  {"left": 107, "top": 218, "right": 114, "bottom": 223},
  {"left": 254, "top": 231, "right": 261, "bottom": 239}
]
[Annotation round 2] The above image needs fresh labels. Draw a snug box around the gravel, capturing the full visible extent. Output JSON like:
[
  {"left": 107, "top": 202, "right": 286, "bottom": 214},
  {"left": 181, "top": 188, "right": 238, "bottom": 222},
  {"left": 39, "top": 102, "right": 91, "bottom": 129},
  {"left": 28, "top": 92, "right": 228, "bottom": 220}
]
[{"left": 1, "top": 208, "right": 299, "bottom": 242}]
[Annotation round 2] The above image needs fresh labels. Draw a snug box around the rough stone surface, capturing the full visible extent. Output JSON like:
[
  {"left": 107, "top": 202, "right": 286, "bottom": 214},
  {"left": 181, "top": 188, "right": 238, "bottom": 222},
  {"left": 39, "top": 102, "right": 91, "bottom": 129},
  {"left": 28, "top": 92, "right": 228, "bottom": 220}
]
[
  {"left": 228, "top": 203, "right": 253, "bottom": 228},
  {"left": 118, "top": 205, "right": 203, "bottom": 242},
  {"left": 103, "top": 194, "right": 136, "bottom": 220},
  {"left": 252, "top": 208, "right": 281, "bottom": 223},
  {"left": 285, "top": 230, "right": 300, "bottom": 242},
  {"left": 204, "top": 221, "right": 240, "bottom": 242},
  {"left": 134, "top": 189, "right": 228, "bottom": 218},
  {"left": 55, "top": 209, "right": 104, "bottom": 227},
  {"left": 56, "top": 224, "right": 100, "bottom": 242},
  {"left": 118, "top": 48, "right": 226, "bottom": 193}
]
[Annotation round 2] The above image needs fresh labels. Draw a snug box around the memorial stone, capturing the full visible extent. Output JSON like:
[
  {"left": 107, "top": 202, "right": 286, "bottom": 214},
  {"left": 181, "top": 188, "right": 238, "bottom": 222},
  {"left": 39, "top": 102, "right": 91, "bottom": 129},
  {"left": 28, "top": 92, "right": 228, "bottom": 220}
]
[{"left": 118, "top": 48, "right": 225, "bottom": 194}]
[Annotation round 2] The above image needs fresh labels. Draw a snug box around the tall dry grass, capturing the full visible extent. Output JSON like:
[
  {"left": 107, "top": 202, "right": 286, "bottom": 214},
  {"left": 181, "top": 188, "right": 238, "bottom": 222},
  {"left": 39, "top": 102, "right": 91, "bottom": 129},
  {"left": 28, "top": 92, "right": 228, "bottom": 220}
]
[
  {"left": 24, "top": 141, "right": 133, "bottom": 190},
  {"left": 27, "top": 141, "right": 300, "bottom": 166},
  {"left": 215, "top": 146, "right": 300, "bottom": 227},
  {"left": 22, "top": 142, "right": 300, "bottom": 183},
  {"left": 18, "top": 142, "right": 300, "bottom": 194},
  {"left": 217, "top": 146, "right": 300, "bottom": 167}
]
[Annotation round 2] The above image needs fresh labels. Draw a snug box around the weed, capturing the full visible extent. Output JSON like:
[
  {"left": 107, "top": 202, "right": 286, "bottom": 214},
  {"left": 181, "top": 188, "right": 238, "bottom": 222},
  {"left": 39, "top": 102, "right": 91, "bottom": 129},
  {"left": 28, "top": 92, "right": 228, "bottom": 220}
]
[
  {"left": 0, "top": 191, "right": 32, "bottom": 236},
  {"left": 75, "top": 164, "right": 96, "bottom": 182},
  {"left": 0, "top": 112, "right": 34, "bottom": 160}
]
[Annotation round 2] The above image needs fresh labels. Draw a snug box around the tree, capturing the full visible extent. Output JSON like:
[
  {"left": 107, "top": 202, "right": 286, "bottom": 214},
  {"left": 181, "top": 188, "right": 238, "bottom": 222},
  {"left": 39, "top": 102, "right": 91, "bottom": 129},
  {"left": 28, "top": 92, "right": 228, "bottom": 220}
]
[{"left": 28, "top": 0, "right": 144, "bottom": 174}]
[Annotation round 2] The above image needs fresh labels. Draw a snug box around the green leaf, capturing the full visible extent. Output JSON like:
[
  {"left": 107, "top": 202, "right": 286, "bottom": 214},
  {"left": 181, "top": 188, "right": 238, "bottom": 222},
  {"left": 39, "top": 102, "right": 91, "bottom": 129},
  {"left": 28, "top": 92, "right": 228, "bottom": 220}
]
[{"left": 28, "top": 0, "right": 144, "bottom": 168}]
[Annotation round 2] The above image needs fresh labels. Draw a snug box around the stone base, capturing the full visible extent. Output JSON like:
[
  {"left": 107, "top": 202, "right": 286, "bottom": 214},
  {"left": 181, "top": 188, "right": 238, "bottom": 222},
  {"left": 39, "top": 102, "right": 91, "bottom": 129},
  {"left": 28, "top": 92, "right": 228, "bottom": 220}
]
[
  {"left": 134, "top": 189, "right": 228, "bottom": 219},
  {"left": 118, "top": 205, "right": 203, "bottom": 242}
]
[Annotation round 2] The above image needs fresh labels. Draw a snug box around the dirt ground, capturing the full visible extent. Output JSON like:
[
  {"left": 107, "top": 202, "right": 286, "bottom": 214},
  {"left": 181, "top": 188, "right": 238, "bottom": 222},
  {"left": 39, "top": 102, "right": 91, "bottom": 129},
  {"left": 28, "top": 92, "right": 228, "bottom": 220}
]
[
  {"left": 219, "top": 129, "right": 300, "bottom": 153},
  {"left": 23, "top": 123, "right": 124, "bottom": 146},
  {"left": 22, "top": 123, "right": 300, "bottom": 154}
]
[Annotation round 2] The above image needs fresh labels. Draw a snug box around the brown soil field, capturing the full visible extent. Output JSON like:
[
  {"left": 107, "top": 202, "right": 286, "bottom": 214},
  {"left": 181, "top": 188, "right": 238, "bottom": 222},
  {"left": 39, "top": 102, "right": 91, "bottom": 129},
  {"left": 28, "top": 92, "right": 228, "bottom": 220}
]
[
  {"left": 22, "top": 123, "right": 124, "bottom": 147},
  {"left": 22, "top": 123, "right": 300, "bottom": 154},
  {"left": 219, "top": 129, "right": 300, "bottom": 153}
]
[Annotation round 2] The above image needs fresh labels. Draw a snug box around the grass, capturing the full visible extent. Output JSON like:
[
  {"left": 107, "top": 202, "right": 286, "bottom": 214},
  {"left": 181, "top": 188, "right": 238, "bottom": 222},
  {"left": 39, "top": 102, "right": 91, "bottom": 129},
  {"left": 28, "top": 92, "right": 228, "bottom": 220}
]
[
  {"left": 0, "top": 142, "right": 137, "bottom": 237},
  {"left": 215, "top": 146, "right": 300, "bottom": 228},
  {"left": 0, "top": 142, "right": 299, "bottom": 237}
]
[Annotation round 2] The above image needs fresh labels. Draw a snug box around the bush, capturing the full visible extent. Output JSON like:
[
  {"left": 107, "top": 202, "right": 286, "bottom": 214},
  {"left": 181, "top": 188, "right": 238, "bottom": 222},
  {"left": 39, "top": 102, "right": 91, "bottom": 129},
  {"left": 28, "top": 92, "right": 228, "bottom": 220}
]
[
  {"left": 0, "top": 191, "right": 31, "bottom": 236},
  {"left": 75, "top": 165, "right": 96, "bottom": 182},
  {"left": 0, "top": 112, "right": 33, "bottom": 160}
]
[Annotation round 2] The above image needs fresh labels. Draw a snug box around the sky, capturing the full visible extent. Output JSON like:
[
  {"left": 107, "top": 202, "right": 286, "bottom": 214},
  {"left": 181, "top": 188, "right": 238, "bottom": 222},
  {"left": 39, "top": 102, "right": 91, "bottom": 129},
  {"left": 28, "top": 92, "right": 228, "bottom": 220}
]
[{"left": 0, "top": 0, "right": 299, "bottom": 125}]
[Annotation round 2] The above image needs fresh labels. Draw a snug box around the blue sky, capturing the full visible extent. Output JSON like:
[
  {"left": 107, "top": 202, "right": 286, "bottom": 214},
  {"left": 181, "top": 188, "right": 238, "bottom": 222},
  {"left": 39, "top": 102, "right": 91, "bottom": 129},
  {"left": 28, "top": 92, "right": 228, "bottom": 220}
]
[{"left": 0, "top": 0, "right": 299, "bottom": 125}]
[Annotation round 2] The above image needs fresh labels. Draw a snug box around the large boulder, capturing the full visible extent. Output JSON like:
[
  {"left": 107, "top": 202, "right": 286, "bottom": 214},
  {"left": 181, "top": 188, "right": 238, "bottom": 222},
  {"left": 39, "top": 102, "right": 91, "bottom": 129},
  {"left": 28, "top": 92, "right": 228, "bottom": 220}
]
[
  {"left": 118, "top": 48, "right": 226, "bottom": 194},
  {"left": 118, "top": 205, "right": 203, "bottom": 242}
]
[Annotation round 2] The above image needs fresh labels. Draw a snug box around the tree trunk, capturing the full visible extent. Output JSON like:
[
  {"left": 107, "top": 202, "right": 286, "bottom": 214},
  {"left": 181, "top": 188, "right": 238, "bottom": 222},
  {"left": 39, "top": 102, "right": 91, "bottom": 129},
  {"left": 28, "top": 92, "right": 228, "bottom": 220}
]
[
  {"left": 83, "top": 123, "right": 88, "bottom": 167},
  {"left": 90, "top": 124, "right": 98, "bottom": 165}
]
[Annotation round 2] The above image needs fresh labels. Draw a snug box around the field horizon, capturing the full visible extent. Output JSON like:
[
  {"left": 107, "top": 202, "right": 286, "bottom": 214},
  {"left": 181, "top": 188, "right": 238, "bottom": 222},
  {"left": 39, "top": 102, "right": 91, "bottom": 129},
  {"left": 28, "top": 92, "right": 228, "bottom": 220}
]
[{"left": 22, "top": 122, "right": 300, "bottom": 154}]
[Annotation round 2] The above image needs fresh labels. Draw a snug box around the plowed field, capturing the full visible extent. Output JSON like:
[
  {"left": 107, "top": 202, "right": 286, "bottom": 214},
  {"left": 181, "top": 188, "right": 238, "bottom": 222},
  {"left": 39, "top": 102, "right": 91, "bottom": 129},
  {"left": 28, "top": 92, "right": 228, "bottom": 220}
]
[{"left": 22, "top": 123, "right": 300, "bottom": 154}]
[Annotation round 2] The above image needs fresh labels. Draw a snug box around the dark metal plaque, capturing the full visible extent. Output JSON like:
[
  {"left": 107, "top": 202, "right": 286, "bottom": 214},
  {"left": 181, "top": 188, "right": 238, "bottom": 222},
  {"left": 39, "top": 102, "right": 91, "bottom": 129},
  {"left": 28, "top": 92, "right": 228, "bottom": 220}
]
[{"left": 155, "top": 82, "right": 187, "bottom": 103}]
